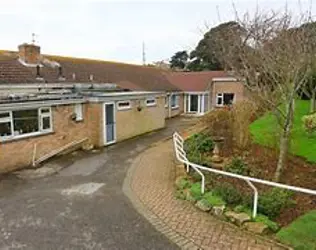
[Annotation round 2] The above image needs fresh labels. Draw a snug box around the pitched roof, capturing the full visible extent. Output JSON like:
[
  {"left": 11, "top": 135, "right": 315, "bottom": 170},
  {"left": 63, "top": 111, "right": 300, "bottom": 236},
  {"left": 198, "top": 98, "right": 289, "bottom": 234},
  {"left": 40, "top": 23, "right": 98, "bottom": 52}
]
[
  {"left": 0, "top": 51, "right": 179, "bottom": 92},
  {"left": 116, "top": 80, "right": 143, "bottom": 91},
  {"left": 166, "top": 71, "right": 228, "bottom": 92}
]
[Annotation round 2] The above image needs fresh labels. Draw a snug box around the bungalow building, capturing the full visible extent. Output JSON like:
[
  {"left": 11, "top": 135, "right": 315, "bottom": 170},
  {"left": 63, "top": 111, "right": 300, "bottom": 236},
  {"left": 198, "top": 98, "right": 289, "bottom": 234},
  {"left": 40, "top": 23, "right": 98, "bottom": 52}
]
[
  {"left": 166, "top": 71, "right": 246, "bottom": 116},
  {"left": 0, "top": 42, "right": 246, "bottom": 173}
]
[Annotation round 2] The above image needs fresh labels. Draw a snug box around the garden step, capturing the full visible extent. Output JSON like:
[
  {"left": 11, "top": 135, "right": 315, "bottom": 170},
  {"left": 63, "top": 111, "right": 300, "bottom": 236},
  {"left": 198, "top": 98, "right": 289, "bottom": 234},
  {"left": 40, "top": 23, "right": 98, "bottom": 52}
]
[
  {"left": 225, "top": 211, "right": 251, "bottom": 226},
  {"left": 244, "top": 222, "right": 269, "bottom": 235}
]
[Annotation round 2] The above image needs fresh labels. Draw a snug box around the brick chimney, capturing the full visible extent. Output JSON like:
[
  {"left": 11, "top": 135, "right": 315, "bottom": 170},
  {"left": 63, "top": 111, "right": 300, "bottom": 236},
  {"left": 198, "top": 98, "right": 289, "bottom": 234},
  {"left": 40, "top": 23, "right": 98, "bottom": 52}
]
[{"left": 18, "top": 43, "right": 41, "bottom": 65}]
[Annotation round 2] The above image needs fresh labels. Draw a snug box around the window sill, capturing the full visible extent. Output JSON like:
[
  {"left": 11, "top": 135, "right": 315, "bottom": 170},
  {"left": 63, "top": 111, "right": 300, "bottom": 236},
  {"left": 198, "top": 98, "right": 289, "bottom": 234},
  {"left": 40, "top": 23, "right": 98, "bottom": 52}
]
[
  {"left": 0, "top": 131, "right": 54, "bottom": 144},
  {"left": 117, "top": 107, "right": 132, "bottom": 111},
  {"left": 146, "top": 104, "right": 157, "bottom": 107},
  {"left": 171, "top": 106, "right": 179, "bottom": 110}
]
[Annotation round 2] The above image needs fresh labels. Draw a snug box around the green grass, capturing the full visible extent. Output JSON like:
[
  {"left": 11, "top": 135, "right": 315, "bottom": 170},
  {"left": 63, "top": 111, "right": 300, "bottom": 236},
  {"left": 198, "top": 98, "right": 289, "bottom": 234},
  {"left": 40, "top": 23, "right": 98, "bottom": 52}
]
[
  {"left": 250, "top": 100, "right": 316, "bottom": 163},
  {"left": 276, "top": 210, "right": 316, "bottom": 250}
]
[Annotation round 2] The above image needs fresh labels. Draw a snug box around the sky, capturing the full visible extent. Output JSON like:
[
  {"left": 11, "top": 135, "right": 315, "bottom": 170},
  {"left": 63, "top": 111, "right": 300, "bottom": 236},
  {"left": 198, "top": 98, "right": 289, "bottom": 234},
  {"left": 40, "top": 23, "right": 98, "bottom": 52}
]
[{"left": 0, "top": 0, "right": 315, "bottom": 64}]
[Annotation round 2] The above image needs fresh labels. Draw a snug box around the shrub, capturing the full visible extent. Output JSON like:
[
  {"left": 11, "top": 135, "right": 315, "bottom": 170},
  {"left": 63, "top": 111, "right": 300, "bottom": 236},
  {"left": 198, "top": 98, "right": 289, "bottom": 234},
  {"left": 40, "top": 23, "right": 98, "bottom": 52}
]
[
  {"left": 175, "top": 177, "right": 190, "bottom": 190},
  {"left": 186, "top": 152, "right": 212, "bottom": 167},
  {"left": 234, "top": 204, "right": 251, "bottom": 213},
  {"left": 255, "top": 214, "right": 280, "bottom": 232},
  {"left": 213, "top": 183, "right": 243, "bottom": 205},
  {"left": 258, "top": 188, "right": 295, "bottom": 219},
  {"left": 203, "top": 191, "right": 226, "bottom": 206},
  {"left": 302, "top": 113, "right": 316, "bottom": 135},
  {"left": 184, "top": 133, "right": 214, "bottom": 154},
  {"left": 231, "top": 101, "right": 258, "bottom": 149},
  {"left": 202, "top": 109, "right": 232, "bottom": 138},
  {"left": 189, "top": 182, "right": 203, "bottom": 201},
  {"left": 224, "top": 157, "right": 249, "bottom": 175}
]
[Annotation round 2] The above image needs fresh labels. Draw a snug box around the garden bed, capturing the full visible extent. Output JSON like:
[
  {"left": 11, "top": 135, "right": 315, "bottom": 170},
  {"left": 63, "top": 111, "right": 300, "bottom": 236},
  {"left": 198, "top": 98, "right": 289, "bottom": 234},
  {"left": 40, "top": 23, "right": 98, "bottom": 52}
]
[
  {"left": 219, "top": 143, "right": 316, "bottom": 226},
  {"left": 176, "top": 128, "right": 316, "bottom": 248}
]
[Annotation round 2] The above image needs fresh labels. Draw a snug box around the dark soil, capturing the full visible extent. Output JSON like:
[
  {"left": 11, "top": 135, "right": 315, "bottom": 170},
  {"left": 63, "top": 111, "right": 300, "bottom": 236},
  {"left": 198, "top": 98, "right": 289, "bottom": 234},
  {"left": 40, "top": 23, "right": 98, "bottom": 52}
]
[{"left": 197, "top": 142, "right": 316, "bottom": 227}]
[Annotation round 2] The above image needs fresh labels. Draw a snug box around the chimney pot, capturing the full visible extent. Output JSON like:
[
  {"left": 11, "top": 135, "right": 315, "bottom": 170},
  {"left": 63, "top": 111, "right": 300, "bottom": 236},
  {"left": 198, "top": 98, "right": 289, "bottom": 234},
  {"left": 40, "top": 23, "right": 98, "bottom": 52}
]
[{"left": 18, "top": 43, "right": 41, "bottom": 65}]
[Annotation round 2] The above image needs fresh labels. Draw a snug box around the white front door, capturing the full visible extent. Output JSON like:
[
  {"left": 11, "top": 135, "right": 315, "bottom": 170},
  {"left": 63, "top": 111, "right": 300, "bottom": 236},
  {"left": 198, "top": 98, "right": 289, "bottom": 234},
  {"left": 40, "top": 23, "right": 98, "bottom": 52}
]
[{"left": 103, "top": 103, "right": 116, "bottom": 145}]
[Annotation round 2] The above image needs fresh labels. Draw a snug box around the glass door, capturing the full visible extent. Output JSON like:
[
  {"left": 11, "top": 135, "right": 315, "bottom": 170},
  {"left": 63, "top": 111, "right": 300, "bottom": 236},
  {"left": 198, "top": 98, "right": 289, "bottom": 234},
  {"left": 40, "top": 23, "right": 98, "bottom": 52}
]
[
  {"left": 104, "top": 103, "right": 116, "bottom": 145},
  {"left": 189, "top": 95, "right": 199, "bottom": 112}
]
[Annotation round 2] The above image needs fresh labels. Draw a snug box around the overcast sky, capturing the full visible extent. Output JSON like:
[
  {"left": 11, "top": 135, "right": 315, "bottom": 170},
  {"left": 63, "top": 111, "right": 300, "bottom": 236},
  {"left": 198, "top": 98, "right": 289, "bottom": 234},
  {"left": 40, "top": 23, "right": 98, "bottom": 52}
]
[{"left": 0, "top": 0, "right": 315, "bottom": 64}]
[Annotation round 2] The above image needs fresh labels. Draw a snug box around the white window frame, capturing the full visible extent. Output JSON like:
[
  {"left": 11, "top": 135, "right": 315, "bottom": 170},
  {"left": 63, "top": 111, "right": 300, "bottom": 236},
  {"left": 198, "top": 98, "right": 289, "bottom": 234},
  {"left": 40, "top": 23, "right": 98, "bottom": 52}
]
[
  {"left": 216, "top": 93, "right": 224, "bottom": 107},
  {"left": 0, "top": 107, "right": 53, "bottom": 142},
  {"left": 165, "top": 96, "right": 169, "bottom": 108},
  {"left": 117, "top": 100, "right": 132, "bottom": 111},
  {"left": 74, "top": 104, "right": 83, "bottom": 121},
  {"left": 0, "top": 112, "right": 13, "bottom": 139},
  {"left": 145, "top": 98, "right": 156, "bottom": 107},
  {"left": 171, "top": 94, "right": 179, "bottom": 109},
  {"left": 216, "top": 93, "right": 235, "bottom": 107},
  {"left": 39, "top": 107, "right": 53, "bottom": 132}
]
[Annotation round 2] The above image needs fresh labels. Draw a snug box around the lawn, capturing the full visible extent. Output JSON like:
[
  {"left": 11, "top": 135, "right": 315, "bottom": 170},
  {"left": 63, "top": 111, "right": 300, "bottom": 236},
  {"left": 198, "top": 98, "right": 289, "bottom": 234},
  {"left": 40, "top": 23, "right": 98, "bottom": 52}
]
[
  {"left": 250, "top": 100, "right": 316, "bottom": 163},
  {"left": 276, "top": 210, "right": 316, "bottom": 250}
]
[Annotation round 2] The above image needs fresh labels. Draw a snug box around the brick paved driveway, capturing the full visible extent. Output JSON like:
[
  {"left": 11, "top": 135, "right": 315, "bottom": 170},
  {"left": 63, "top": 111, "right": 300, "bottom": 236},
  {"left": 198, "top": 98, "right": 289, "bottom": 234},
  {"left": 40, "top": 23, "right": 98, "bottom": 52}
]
[
  {"left": 0, "top": 117, "right": 196, "bottom": 250},
  {"left": 128, "top": 140, "right": 288, "bottom": 250}
]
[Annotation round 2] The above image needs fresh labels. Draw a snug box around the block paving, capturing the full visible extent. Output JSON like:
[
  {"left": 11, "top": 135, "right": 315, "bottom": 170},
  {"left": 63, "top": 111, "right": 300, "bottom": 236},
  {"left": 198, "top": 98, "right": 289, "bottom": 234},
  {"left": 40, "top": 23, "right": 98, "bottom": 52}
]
[{"left": 126, "top": 140, "right": 290, "bottom": 250}]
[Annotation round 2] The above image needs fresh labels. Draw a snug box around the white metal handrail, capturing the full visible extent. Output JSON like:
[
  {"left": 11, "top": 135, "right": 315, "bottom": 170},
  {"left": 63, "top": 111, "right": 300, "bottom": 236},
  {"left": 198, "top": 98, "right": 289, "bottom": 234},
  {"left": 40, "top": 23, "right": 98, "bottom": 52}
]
[{"left": 173, "top": 132, "right": 316, "bottom": 218}]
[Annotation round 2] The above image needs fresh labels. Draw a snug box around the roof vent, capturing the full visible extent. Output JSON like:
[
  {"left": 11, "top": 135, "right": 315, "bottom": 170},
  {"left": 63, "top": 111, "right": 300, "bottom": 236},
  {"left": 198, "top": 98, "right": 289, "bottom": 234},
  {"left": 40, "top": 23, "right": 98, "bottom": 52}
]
[
  {"left": 58, "top": 66, "right": 65, "bottom": 81},
  {"left": 36, "top": 65, "right": 44, "bottom": 81},
  {"left": 90, "top": 74, "right": 94, "bottom": 81},
  {"left": 72, "top": 73, "right": 76, "bottom": 80},
  {"left": 36, "top": 65, "right": 41, "bottom": 77}
]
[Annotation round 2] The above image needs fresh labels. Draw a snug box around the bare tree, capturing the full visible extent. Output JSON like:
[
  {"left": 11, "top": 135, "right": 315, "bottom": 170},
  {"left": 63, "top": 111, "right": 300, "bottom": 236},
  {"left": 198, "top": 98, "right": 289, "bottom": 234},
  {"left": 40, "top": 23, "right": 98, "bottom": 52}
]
[{"left": 216, "top": 10, "right": 316, "bottom": 181}]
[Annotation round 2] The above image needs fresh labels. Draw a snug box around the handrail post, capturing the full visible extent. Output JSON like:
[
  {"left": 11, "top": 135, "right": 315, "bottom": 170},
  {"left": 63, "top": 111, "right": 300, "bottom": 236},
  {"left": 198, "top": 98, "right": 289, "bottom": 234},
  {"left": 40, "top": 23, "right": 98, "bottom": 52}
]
[
  {"left": 246, "top": 180, "right": 258, "bottom": 218},
  {"left": 201, "top": 173, "right": 205, "bottom": 194}
]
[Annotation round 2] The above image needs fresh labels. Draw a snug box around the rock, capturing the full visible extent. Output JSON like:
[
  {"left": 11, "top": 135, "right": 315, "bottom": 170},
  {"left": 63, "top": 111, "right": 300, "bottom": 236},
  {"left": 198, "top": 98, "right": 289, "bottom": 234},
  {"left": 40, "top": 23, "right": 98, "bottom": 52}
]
[
  {"left": 244, "top": 222, "right": 269, "bottom": 235},
  {"left": 225, "top": 211, "right": 251, "bottom": 226},
  {"left": 195, "top": 200, "right": 212, "bottom": 212},
  {"left": 183, "top": 189, "right": 196, "bottom": 203},
  {"left": 212, "top": 205, "right": 226, "bottom": 217}
]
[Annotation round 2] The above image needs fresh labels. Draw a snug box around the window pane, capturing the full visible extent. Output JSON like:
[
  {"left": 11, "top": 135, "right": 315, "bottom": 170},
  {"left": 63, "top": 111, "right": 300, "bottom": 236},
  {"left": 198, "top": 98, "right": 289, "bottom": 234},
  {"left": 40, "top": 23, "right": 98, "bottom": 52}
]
[
  {"left": 42, "top": 117, "right": 51, "bottom": 130},
  {"left": 40, "top": 108, "right": 50, "bottom": 114},
  {"left": 204, "top": 94, "right": 209, "bottom": 112},
  {"left": 217, "top": 96, "right": 223, "bottom": 105},
  {"left": 118, "top": 102, "right": 130, "bottom": 108},
  {"left": 0, "top": 112, "right": 10, "bottom": 119},
  {"left": 0, "top": 122, "right": 12, "bottom": 137},
  {"left": 223, "top": 93, "right": 234, "bottom": 105},
  {"left": 13, "top": 109, "right": 39, "bottom": 135},
  {"left": 146, "top": 99, "right": 156, "bottom": 106},
  {"left": 171, "top": 95, "right": 177, "bottom": 107}
]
